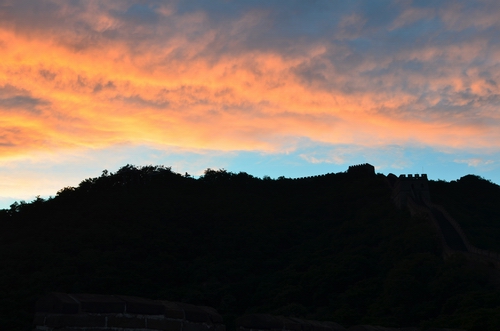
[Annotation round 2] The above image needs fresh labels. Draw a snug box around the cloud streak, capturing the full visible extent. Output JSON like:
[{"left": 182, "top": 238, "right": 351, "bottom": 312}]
[{"left": 0, "top": 0, "right": 499, "bottom": 165}]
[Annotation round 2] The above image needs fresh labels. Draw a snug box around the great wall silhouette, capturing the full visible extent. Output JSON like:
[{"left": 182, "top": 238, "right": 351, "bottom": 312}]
[
  {"left": 388, "top": 169, "right": 500, "bottom": 264},
  {"left": 32, "top": 163, "right": 494, "bottom": 331}
]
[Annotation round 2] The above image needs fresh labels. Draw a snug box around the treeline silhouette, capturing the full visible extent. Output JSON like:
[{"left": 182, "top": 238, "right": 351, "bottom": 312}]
[{"left": 1, "top": 165, "right": 500, "bottom": 331}]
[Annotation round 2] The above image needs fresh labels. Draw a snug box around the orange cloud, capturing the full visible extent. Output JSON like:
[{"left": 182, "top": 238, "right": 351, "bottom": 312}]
[{"left": 0, "top": 0, "right": 500, "bottom": 166}]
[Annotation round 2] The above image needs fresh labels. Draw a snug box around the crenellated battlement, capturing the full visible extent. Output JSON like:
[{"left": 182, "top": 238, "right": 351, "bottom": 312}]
[
  {"left": 347, "top": 163, "right": 375, "bottom": 176},
  {"left": 399, "top": 174, "right": 428, "bottom": 180}
]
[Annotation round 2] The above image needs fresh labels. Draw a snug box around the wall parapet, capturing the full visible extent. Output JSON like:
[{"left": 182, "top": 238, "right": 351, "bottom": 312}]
[
  {"left": 235, "top": 314, "right": 346, "bottom": 331},
  {"left": 234, "top": 314, "right": 465, "bottom": 331},
  {"left": 34, "top": 292, "right": 224, "bottom": 331},
  {"left": 348, "top": 327, "right": 464, "bottom": 331},
  {"left": 424, "top": 201, "right": 500, "bottom": 263},
  {"left": 33, "top": 295, "right": 467, "bottom": 331}
]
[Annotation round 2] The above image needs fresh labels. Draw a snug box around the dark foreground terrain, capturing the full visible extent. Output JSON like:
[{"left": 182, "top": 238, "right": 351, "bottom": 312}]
[{"left": 1, "top": 165, "right": 500, "bottom": 330}]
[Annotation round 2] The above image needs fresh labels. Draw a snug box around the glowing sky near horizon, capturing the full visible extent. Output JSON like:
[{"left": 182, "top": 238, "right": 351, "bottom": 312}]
[{"left": 1, "top": 0, "right": 500, "bottom": 208}]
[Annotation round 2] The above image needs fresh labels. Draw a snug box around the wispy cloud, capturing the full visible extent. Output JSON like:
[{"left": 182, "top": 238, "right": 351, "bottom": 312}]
[{"left": 454, "top": 158, "right": 495, "bottom": 167}]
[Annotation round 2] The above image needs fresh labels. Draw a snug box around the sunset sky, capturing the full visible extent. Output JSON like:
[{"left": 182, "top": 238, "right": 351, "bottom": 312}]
[{"left": 1, "top": 0, "right": 500, "bottom": 208}]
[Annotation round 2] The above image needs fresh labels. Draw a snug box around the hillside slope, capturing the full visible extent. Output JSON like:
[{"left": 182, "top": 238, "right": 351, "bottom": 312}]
[{"left": 429, "top": 175, "right": 500, "bottom": 252}]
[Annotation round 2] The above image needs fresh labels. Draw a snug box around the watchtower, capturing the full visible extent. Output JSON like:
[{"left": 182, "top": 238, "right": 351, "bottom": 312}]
[
  {"left": 392, "top": 174, "right": 430, "bottom": 208},
  {"left": 347, "top": 163, "right": 375, "bottom": 177}
]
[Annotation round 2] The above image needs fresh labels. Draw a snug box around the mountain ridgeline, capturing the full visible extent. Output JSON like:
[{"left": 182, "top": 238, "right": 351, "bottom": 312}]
[{"left": 1, "top": 164, "right": 500, "bottom": 331}]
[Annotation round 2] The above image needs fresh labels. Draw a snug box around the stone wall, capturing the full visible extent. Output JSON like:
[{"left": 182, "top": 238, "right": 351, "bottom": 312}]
[
  {"left": 33, "top": 292, "right": 224, "bottom": 331},
  {"left": 233, "top": 314, "right": 465, "bottom": 331},
  {"left": 291, "top": 174, "right": 334, "bottom": 181},
  {"left": 404, "top": 197, "right": 456, "bottom": 258},
  {"left": 427, "top": 202, "right": 500, "bottom": 262},
  {"left": 348, "top": 327, "right": 463, "bottom": 331},
  {"left": 390, "top": 173, "right": 500, "bottom": 264},
  {"left": 235, "top": 314, "right": 346, "bottom": 331},
  {"left": 32, "top": 294, "right": 467, "bottom": 331}
]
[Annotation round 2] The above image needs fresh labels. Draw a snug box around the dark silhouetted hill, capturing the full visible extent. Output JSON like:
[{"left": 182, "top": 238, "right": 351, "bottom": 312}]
[{"left": 1, "top": 165, "right": 500, "bottom": 331}]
